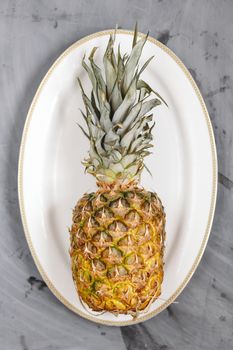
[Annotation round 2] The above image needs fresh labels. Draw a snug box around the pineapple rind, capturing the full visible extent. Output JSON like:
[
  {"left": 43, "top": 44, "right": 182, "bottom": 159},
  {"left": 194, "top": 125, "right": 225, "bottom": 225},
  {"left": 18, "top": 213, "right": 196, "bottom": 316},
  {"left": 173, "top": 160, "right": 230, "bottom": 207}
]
[{"left": 70, "top": 184, "right": 166, "bottom": 315}]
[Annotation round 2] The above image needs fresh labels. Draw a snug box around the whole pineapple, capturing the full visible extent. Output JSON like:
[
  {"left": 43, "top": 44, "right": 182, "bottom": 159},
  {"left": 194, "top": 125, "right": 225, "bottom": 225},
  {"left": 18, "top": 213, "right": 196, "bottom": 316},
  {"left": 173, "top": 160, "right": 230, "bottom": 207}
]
[{"left": 70, "top": 27, "right": 167, "bottom": 316}]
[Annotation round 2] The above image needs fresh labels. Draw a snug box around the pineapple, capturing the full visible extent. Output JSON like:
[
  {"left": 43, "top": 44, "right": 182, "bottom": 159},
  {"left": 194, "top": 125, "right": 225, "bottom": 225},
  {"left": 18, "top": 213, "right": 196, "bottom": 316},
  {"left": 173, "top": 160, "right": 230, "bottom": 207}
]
[{"left": 70, "top": 26, "right": 166, "bottom": 316}]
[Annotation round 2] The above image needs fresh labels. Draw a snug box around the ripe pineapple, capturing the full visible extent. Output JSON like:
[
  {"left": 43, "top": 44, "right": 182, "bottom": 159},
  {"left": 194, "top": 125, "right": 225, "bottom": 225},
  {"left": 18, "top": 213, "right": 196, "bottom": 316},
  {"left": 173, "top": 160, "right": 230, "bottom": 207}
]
[{"left": 70, "top": 27, "right": 167, "bottom": 316}]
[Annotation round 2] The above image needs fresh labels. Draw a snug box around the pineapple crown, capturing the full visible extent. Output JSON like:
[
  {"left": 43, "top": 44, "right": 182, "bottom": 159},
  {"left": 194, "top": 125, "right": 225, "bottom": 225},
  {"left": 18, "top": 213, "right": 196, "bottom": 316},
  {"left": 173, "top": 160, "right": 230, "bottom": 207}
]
[{"left": 78, "top": 25, "right": 167, "bottom": 184}]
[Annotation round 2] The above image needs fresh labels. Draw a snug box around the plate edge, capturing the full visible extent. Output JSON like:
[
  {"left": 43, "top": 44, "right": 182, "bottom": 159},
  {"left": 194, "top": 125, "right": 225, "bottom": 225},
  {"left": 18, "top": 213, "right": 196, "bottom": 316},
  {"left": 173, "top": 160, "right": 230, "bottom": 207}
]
[{"left": 17, "top": 29, "right": 218, "bottom": 326}]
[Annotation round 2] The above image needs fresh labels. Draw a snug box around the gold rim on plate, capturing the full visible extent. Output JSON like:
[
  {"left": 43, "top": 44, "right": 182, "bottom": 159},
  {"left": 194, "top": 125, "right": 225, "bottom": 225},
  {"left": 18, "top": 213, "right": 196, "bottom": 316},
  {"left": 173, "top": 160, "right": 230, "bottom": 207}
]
[{"left": 18, "top": 29, "right": 218, "bottom": 326}]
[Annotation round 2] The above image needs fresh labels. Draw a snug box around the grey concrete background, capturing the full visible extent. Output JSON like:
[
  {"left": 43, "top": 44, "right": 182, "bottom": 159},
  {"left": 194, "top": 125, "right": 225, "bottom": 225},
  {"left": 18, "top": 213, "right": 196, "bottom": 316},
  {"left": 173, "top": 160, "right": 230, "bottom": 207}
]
[{"left": 0, "top": 0, "right": 233, "bottom": 349}]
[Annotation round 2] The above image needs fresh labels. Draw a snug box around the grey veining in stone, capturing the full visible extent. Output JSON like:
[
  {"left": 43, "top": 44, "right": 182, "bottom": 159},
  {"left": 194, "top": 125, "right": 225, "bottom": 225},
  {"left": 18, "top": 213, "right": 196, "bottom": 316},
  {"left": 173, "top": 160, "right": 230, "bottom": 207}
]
[{"left": 0, "top": 0, "right": 233, "bottom": 349}]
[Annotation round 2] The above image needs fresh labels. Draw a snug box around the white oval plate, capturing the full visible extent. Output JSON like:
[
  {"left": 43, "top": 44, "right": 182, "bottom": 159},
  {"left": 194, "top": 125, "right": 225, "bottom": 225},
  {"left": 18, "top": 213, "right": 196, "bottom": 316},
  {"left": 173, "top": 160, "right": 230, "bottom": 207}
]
[{"left": 18, "top": 30, "right": 217, "bottom": 326}]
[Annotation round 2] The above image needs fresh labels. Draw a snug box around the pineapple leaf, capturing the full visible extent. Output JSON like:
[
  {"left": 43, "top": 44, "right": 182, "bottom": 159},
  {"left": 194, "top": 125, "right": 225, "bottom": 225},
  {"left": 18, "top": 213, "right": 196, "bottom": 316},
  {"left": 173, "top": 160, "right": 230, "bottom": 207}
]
[
  {"left": 120, "top": 154, "right": 137, "bottom": 167},
  {"left": 124, "top": 163, "right": 141, "bottom": 175},
  {"left": 111, "top": 30, "right": 117, "bottom": 71},
  {"left": 103, "top": 35, "right": 117, "bottom": 98},
  {"left": 99, "top": 104, "right": 112, "bottom": 132},
  {"left": 88, "top": 118, "right": 102, "bottom": 138},
  {"left": 139, "top": 98, "right": 161, "bottom": 118},
  {"left": 82, "top": 55, "right": 97, "bottom": 93},
  {"left": 77, "top": 78, "right": 87, "bottom": 113},
  {"left": 89, "top": 46, "right": 98, "bottom": 61},
  {"left": 119, "top": 102, "right": 142, "bottom": 134},
  {"left": 120, "top": 119, "right": 143, "bottom": 150},
  {"left": 112, "top": 73, "right": 138, "bottom": 123},
  {"left": 129, "top": 113, "right": 152, "bottom": 137},
  {"left": 144, "top": 163, "right": 153, "bottom": 177},
  {"left": 89, "top": 48, "right": 107, "bottom": 111},
  {"left": 79, "top": 109, "right": 92, "bottom": 135},
  {"left": 138, "top": 55, "right": 154, "bottom": 76},
  {"left": 129, "top": 135, "right": 144, "bottom": 152},
  {"left": 77, "top": 123, "right": 90, "bottom": 139},
  {"left": 132, "top": 22, "right": 138, "bottom": 48},
  {"left": 117, "top": 45, "right": 125, "bottom": 84},
  {"left": 105, "top": 128, "right": 120, "bottom": 146},
  {"left": 95, "top": 134, "right": 106, "bottom": 156},
  {"left": 109, "top": 79, "right": 123, "bottom": 113},
  {"left": 129, "top": 135, "right": 153, "bottom": 153},
  {"left": 149, "top": 121, "right": 156, "bottom": 133},
  {"left": 122, "top": 33, "right": 148, "bottom": 95},
  {"left": 89, "top": 49, "right": 106, "bottom": 93},
  {"left": 91, "top": 91, "right": 100, "bottom": 120},
  {"left": 111, "top": 162, "right": 125, "bottom": 173},
  {"left": 122, "top": 53, "right": 128, "bottom": 64},
  {"left": 139, "top": 87, "right": 147, "bottom": 101},
  {"left": 78, "top": 78, "right": 100, "bottom": 122},
  {"left": 140, "top": 150, "right": 152, "bottom": 157},
  {"left": 89, "top": 140, "right": 102, "bottom": 163},
  {"left": 137, "top": 80, "right": 168, "bottom": 106},
  {"left": 120, "top": 113, "right": 153, "bottom": 153},
  {"left": 111, "top": 150, "right": 122, "bottom": 161},
  {"left": 135, "top": 143, "right": 153, "bottom": 152}
]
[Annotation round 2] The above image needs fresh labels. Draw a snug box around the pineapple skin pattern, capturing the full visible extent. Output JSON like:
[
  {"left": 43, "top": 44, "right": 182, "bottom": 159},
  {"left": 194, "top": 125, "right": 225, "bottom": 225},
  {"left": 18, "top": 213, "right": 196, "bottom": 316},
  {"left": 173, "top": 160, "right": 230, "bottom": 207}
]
[
  {"left": 70, "top": 184, "right": 165, "bottom": 315},
  {"left": 69, "top": 26, "right": 167, "bottom": 316}
]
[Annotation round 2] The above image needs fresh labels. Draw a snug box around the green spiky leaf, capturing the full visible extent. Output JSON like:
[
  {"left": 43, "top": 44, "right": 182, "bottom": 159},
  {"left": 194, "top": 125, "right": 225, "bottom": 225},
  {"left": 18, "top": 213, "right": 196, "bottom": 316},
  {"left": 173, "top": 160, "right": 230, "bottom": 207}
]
[{"left": 77, "top": 25, "right": 167, "bottom": 183}]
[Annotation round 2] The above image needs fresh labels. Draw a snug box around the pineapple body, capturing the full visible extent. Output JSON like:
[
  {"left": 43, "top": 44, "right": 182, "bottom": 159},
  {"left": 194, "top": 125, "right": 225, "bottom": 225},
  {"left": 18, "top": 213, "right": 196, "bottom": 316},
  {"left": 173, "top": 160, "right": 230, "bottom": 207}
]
[{"left": 70, "top": 183, "right": 165, "bottom": 315}]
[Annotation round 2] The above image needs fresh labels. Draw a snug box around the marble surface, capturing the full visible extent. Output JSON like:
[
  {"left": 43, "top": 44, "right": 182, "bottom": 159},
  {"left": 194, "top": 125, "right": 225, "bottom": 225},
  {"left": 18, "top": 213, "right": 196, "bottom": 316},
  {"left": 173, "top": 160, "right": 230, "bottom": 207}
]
[{"left": 0, "top": 0, "right": 233, "bottom": 349}]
